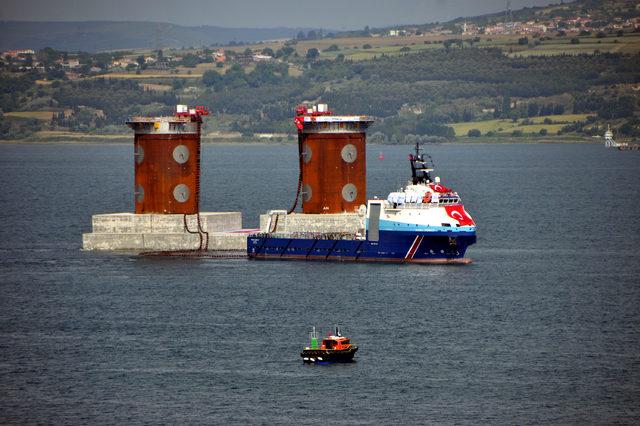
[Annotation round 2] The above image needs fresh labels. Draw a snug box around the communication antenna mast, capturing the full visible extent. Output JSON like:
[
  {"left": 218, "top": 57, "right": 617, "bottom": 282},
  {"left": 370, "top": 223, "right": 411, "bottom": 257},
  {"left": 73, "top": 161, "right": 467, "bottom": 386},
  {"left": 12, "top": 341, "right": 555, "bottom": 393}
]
[
  {"left": 154, "top": 22, "right": 164, "bottom": 51},
  {"left": 504, "top": 0, "right": 513, "bottom": 34}
]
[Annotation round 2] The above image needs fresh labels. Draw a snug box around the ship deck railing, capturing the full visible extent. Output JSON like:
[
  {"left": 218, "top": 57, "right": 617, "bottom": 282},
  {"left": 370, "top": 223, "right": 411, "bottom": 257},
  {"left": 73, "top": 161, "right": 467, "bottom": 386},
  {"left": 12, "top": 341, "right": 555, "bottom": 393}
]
[
  {"left": 387, "top": 199, "right": 461, "bottom": 210},
  {"left": 249, "top": 231, "right": 363, "bottom": 240}
]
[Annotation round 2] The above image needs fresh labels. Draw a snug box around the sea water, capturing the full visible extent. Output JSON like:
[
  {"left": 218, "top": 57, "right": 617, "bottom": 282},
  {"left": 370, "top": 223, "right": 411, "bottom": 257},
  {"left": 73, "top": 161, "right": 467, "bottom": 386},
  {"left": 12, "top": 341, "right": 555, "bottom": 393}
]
[{"left": 0, "top": 143, "right": 639, "bottom": 423}]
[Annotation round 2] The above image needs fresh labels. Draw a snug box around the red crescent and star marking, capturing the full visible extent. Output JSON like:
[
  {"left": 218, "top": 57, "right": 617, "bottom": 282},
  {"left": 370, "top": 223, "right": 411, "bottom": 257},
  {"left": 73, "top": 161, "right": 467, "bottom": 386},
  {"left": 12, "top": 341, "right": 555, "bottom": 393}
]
[{"left": 444, "top": 205, "right": 475, "bottom": 226}]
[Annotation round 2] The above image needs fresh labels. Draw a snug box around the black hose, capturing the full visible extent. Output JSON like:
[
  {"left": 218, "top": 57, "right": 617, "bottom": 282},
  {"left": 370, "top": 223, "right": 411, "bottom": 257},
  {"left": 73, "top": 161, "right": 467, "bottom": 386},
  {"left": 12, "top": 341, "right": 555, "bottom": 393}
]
[
  {"left": 184, "top": 213, "right": 203, "bottom": 251},
  {"left": 196, "top": 212, "right": 209, "bottom": 251},
  {"left": 287, "top": 133, "right": 304, "bottom": 214}
]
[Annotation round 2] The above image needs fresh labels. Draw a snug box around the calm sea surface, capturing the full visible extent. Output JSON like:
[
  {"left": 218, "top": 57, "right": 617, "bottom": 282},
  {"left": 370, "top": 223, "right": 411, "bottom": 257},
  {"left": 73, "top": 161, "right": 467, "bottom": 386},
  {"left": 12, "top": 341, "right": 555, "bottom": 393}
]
[{"left": 1, "top": 142, "right": 639, "bottom": 424}]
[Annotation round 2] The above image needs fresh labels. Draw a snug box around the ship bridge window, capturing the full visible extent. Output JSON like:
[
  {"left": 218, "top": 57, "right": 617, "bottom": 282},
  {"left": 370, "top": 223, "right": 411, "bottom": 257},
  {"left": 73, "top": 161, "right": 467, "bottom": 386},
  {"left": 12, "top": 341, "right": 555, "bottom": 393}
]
[{"left": 441, "top": 223, "right": 451, "bottom": 227}]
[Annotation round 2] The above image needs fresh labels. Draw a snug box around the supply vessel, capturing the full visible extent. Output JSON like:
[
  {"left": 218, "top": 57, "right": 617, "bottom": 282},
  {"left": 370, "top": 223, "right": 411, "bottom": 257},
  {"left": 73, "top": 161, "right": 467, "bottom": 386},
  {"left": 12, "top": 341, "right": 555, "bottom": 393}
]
[{"left": 247, "top": 136, "right": 477, "bottom": 264}]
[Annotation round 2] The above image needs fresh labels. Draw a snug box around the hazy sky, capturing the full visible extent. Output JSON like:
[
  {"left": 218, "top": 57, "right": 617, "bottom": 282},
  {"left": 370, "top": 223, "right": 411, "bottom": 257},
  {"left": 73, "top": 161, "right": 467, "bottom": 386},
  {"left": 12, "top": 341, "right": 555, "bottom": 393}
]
[{"left": 1, "top": 0, "right": 557, "bottom": 29}]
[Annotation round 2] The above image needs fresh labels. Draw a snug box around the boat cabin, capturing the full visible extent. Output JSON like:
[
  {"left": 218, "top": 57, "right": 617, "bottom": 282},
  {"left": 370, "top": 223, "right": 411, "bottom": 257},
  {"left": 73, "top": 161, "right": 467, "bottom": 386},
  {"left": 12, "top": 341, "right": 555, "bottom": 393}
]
[{"left": 321, "top": 336, "right": 351, "bottom": 350}]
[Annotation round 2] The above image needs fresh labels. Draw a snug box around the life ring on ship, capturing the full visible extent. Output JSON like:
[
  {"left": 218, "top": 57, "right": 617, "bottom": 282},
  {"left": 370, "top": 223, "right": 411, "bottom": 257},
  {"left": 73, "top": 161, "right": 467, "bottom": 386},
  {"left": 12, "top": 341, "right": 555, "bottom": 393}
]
[{"left": 422, "top": 194, "right": 431, "bottom": 203}]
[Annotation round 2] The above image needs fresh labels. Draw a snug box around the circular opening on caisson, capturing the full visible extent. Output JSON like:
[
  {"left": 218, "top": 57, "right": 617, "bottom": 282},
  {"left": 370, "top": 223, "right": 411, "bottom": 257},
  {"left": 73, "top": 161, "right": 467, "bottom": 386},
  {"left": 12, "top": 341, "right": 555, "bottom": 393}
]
[
  {"left": 302, "top": 143, "right": 312, "bottom": 164},
  {"left": 135, "top": 184, "right": 144, "bottom": 203},
  {"left": 302, "top": 184, "right": 313, "bottom": 202},
  {"left": 341, "top": 144, "right": 357, "bottom": 163},
  {"left": 135, "top": 145, "right": 144, "bottom": 164},
  {"left": 342, "top": 183, "right": 357, "bottom": 202},
  {"left": 172, "top": 144, "right": 190, "bottom": 164},
  {"left": 173, "top": 184, "right": 190, "bottom": 203}
]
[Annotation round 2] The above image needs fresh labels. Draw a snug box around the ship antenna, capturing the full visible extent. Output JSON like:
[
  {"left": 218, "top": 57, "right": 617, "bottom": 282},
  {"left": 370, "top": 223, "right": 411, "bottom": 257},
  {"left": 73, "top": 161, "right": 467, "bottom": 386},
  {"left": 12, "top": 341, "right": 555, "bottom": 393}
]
[{"left": 414, "top": 141, "right": 422, "bottom": 158}]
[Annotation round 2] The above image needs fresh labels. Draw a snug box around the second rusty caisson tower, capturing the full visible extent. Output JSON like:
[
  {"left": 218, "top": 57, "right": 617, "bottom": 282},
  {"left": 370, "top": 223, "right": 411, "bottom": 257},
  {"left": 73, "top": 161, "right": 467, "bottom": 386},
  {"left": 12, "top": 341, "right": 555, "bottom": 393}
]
[{"left": 294, "top": 104, "right": 373, "bottom": 214}]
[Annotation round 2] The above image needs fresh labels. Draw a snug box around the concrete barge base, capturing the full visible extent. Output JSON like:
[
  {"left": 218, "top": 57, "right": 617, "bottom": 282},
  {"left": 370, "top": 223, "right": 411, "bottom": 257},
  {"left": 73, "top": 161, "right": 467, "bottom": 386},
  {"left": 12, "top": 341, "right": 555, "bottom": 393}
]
[
  {"left": 259, "top": 211, "right": 364, "bottom": 234},
  {"left": 83, "top": 210, "right": 365, "bottom": 253},
  {"left": 82, "top": 212, "right": 253, "bottom": 252}
]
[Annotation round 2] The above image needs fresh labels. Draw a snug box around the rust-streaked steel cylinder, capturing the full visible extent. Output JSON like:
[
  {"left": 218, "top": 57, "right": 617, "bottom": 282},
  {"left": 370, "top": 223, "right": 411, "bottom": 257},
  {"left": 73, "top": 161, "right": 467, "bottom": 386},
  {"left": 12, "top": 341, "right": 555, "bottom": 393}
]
[
  {"left": 127, "top": 117, "right": 201, "bottom": 214},
  {"left": 298, "top": 114, "right": 373, "bottom": 214}
]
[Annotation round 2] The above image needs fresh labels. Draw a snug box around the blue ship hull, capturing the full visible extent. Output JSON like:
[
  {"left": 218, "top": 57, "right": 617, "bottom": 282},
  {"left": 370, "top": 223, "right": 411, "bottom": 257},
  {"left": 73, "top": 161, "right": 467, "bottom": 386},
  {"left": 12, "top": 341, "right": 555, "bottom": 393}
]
[{"left": 247, "top": 230, "right": 476, "bottom": 264}]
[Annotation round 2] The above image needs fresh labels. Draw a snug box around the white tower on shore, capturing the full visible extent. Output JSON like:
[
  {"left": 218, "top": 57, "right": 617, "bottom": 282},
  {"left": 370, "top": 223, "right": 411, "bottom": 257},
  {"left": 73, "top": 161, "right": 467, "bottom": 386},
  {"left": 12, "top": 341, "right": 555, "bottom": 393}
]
[{"left": 604, "top": 125, "right": 616, "bottom": 147}]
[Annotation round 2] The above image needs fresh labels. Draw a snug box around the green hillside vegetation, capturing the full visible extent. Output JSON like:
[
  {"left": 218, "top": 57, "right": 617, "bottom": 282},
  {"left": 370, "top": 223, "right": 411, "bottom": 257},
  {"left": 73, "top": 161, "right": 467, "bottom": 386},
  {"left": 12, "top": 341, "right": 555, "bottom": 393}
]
[
  {"left": 2, "top": 0, "right": 640, "bottom": 142},
  {"left": 451, "top": 115, "right": 592, "bottom": 136},
  {"left": 227, "top": 31, "right": 640, "bottom": 62},
  {"left": 2, "top": 46, "right": 639, "bottom": 141}
]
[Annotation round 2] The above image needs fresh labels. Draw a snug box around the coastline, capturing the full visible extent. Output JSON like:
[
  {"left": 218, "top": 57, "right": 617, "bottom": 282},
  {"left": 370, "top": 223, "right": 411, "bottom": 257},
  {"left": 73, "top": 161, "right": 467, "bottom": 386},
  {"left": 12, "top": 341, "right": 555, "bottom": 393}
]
[{"left": 0, "top": 134, "right": 603, "bottom": 145}]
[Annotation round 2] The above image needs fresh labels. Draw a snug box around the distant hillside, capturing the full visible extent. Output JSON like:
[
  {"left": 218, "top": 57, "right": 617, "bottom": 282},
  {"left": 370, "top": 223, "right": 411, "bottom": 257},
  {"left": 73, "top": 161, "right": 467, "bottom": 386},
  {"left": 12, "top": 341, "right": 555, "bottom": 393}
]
[
  {"left": 346, "top": 0, "right": 638, "bottom": 36},
  {"left": 443, "top": 0, "right": 639, "bottom": 26},
  {"left": 0, "top": 21, "right": 316, "bottom": 52}
]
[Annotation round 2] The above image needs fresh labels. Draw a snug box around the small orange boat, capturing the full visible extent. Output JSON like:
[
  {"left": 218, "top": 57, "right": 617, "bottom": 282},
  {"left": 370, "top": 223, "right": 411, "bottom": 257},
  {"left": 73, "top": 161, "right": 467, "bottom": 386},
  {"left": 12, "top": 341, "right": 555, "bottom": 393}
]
[{"left": 301, "top": 326, "right": 358, "bottom": 364}]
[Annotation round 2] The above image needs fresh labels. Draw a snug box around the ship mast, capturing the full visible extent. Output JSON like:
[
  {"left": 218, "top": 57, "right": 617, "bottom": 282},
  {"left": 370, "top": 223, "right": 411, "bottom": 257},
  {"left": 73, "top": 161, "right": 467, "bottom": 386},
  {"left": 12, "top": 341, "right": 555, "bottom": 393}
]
[
  {"left": 309, "top": 326, "right": 319, "bottom": 349},
  {"left": 409, "top": 142, "right": 433, "bottom": 185}
]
